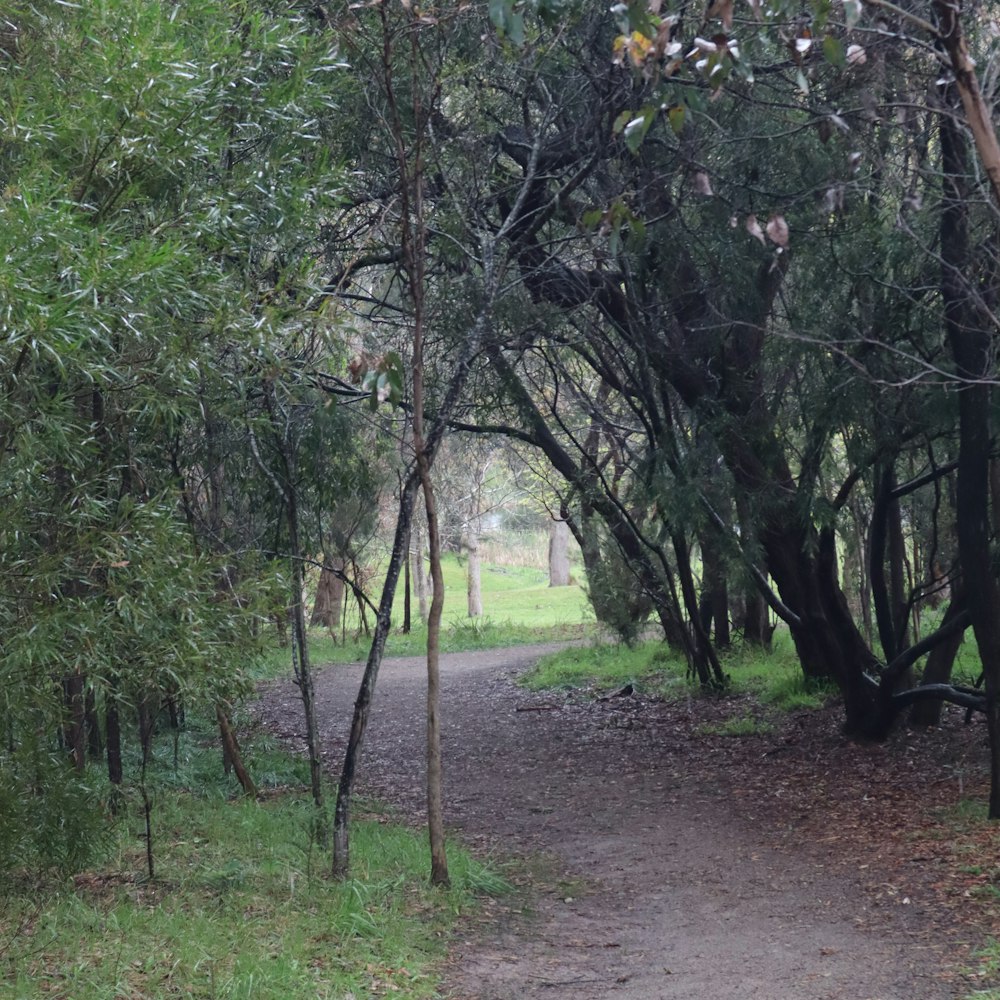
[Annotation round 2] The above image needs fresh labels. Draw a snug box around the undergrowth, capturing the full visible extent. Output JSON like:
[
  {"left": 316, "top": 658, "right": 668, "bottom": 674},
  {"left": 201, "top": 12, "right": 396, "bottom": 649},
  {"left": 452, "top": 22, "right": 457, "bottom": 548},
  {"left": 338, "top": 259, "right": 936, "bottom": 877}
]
[
  {"left": 521, "top": 628, "right": 838, "bottom": 713},
  {"left": 0, "top": 714, "right": 509, "bottom": 999}
]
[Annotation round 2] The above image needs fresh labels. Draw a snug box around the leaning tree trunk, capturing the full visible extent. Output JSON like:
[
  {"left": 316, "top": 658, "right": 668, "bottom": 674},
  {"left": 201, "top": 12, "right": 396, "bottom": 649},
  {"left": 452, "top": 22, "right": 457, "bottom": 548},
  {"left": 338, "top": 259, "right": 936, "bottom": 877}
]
[
  {"left": 217, "top": 704, "right": 256, "bottom": 797},
  {"left": 332, "top": 474, "right": 421, "bottom": 878},
  {"left": 938, "top": 96, "right": 1000, "bottom": 816}
]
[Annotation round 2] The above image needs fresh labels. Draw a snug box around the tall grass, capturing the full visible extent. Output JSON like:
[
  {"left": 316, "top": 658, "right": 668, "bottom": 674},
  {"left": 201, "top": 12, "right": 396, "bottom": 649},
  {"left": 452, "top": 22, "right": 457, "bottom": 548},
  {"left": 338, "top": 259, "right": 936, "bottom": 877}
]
[{"left": 0, "top": 716, "right": 509, "bottom": 1000}]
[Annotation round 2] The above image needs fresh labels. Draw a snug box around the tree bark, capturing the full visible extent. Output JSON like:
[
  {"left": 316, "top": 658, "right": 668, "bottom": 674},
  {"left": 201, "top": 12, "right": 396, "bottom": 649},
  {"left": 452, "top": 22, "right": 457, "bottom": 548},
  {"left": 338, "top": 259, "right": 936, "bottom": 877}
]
[
  {"left": 938, "top": 98, "right": 1000, "bottom": 815},
  {"left": 699, "top": 532, "right": 730, "bottom": 649},
  {"left": 310, "top": 559, "right": 345, "bottom": 632},
  {"left": 251, "top": 388, "right": 323, "bottom": 812},
  {"left": 464, "top": 524, "right": 482, "bottom": 618},
  {"left": 63, "top": 672, "right": 86, "bottom": 773},
  {"left": 420, "top": 462, "right": 450, "bottom": 885},
  {"left": 413, "top": 521, "right": 429, "bottom": 623},
  {"left": 910, "top": 583, "right": 968, "bottom": 726},
  {"left": 548, "top": 518, "right": 572, "bottom": 587},
  {"left": 216, "top": 705, "right": 256, "bottom": 797}
]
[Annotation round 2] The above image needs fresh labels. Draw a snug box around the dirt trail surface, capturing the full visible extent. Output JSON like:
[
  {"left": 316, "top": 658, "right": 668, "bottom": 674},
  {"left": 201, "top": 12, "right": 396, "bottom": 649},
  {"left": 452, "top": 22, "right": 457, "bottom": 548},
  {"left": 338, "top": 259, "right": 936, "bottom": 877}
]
[{"left": 257, "top": 644, "right": 985, "bottom": 999}]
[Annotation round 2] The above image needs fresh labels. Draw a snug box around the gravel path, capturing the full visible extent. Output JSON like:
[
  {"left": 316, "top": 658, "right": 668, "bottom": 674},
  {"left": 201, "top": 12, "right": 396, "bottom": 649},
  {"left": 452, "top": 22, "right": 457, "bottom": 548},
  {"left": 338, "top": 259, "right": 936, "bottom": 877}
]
[{"left": 259, "top": 644, "right": 959, "bottom": 999}]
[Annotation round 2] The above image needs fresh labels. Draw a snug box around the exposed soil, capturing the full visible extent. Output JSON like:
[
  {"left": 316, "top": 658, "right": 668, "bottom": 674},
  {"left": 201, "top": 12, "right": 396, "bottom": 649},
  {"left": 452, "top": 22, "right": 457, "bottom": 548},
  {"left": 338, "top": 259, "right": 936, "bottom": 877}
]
[{"left": 257, "top": 644, "right": 1000, "bottom": 999}]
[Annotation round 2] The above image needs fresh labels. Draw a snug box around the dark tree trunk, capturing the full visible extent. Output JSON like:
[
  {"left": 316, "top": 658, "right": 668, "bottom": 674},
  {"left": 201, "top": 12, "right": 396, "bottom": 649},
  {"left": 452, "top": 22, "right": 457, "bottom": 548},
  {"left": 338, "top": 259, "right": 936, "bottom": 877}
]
[
  {"left": 333, "top": 473, "right": 422, "bottom": 878},
  {"left": 910, "top": 585, "right": 968, "bottom": 727},
  {"left": 403, "top": 538, "right": 412, "bottom": 634},
  {"left": 672, "top": 532, "right": 725, "bottom": 688},
  {"left": 85, "top": 686, "right": 102, "bottom": 759},
  {"left": 106, "top": 686, "right": 122, "bottom": 788},
  {"left": 64, "top": 673, "right": 86, "bottom": 772},
  {"left": 699, "top": 533, "right": 730, "bottom": 649},
  {"left": 939, "top": 101, "right": 1000, "bottom": 815},
  {"left": 871, "top": 465, "right": 911, "bottom": 665},
  {"left": 740, "top": 588, "right": 771, "bottom": 648}
]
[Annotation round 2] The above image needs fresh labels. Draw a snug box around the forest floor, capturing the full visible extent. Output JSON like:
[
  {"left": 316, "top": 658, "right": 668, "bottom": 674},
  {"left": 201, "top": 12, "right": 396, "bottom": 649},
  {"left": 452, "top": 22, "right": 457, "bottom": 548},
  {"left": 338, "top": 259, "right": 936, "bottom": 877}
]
[{"left": 257, "top": 643, "right": 1000, "bottom": 1000}]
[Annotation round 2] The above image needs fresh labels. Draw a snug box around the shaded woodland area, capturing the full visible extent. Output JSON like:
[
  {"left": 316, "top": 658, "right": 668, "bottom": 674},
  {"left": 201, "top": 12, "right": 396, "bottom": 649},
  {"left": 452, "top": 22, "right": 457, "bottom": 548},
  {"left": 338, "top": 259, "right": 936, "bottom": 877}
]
[{"left": 4, "top": 0, "right": 1000, "bottom": 896}]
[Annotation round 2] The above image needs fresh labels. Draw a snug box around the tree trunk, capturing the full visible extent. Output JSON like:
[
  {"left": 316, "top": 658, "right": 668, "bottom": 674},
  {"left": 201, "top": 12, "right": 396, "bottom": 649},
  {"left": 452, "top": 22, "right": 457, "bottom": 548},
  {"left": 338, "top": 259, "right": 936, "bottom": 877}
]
[
  {"left": 85, "top": 685, "right": 102, "bottom": 759},
  {"left": 106, "top": 680, "right": 123, "bottom": 798},
  {"left": 413, "top": 521, "right": 429, "bottom": 624},
  {"left": 740, "top": 587, "right": 771, "bottom": 648},
  {"left": 252, "top": 386, "right": 324, "bottom": 812},
  {"left": 332, "top": 474, "right": 421, "bottom": 878},
  {"left": 63, "top": 672, "right": 86, "bottom": 773},
  {"left": 464, "top": 524, "right": 482, "bottom": 618},
  {"left": 403, "top": 536, "right": 412, "bottom": 634},
  {"left": 310, "top": 559, "right": 345, "bottom": 632},
  {"left": 216, "top": 705, "right": 256, "bottom": 797},
  {"left": 699, "top": 533, "right": 730, "bottom": 649},
  {"left": 672, "top": 532, "right": 725, "bottom": 688},
  {"left": 938, "top": 98, "right": 1000, "bottom": 816},
  {"left": 420, "top": 462, "right": 450, "bottom": 885},
  {"left": 548, "top": 518, "right": 572, "bottom": 586},
  {"left": 871, "top": 465, "right": 910, "bottom": 665},
  {"left": 910, "top": 585, "right": 968, "bottom": 726}
]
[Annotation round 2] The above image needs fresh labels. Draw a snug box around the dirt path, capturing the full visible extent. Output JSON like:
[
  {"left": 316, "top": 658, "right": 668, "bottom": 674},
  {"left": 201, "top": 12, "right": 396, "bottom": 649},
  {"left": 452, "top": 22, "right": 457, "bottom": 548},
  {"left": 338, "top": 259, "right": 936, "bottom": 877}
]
[{"left": 259, "top": 645, "right": 968, "bottom": 999}]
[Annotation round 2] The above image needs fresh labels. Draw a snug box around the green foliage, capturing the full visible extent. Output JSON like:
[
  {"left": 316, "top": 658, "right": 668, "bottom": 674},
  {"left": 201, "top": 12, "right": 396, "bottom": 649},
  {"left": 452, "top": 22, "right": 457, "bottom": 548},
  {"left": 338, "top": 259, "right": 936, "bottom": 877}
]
[
  {"left": 965, "top": 940, "right": 1000, "bottom": 999},
  {"left": 0, "top": 0, "right": 350, "bottom": 871},
  {"left": 0, "top": 746, "right": 106, "bottom": 875},
  {"left": 0, "top": 719, "right": 510, "bottom": 999},
  {"left": 583, "top": 544, "right": 653, "bottom": 646}
]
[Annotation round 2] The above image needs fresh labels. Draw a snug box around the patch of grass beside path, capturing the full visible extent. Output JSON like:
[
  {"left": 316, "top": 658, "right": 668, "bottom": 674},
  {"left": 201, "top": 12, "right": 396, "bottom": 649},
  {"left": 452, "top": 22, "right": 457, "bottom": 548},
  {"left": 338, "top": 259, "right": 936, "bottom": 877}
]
[
  {"left": 521, "top": 629, "right": 838, "bottom": 712},
  {"left": 0, "top": 719, "right": 509, "bottom": 1000}
]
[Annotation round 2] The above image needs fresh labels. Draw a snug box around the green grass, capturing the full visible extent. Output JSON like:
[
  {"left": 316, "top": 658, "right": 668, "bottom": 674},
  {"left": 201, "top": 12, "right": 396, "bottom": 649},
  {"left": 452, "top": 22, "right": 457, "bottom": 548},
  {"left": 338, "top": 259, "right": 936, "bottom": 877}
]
[
  {"left": 697, "top": 714, "right": 776, "bottom": 737},
  {"left": 519, "top": 640, "right": 686, "bottom": 696},
  {"left": 520, "top": 628, "right": 838, "bottom": 712},
  {"left": 257, "top": 552, "right": 593, "bottom": 679},
  {"left": 719, "top": 630, "right": 839, "bottom": 711},
  {"left": 966, "top": 939, "right": 1000, "bottom": 999},
  {"left": 0, "top": 719, "right": 510, "bottom": 1000}
]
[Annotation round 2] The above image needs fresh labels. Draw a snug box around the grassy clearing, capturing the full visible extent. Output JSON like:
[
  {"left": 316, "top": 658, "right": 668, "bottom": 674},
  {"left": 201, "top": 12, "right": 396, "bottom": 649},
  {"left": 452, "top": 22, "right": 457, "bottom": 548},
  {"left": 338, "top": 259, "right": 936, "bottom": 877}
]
[
  {"left": 521, "top": 627, "right": 838, "bottom": 713},
  {"left": 258, "top": 551, "right": 593, "bottom": 679},
  {"left": 0, "top": 718, "right": 509, "bottom": 1000}
]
